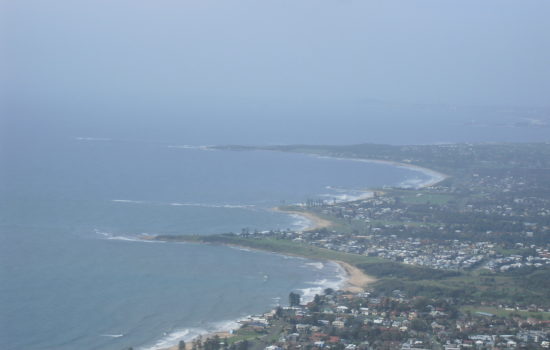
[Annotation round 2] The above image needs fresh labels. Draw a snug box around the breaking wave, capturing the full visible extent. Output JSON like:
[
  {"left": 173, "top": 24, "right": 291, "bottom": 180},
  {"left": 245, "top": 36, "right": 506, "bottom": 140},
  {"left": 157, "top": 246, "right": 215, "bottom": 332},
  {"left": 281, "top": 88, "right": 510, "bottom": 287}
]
[
  {"left": 167, "top": 145, "right": 214, "bottom": 151},
  {"left": 112, "top": 199, "right": 146, "bottom": 204},
  {"left": 304, "top": 262, "right": 324, "bottom": 270},
  {"left": 288, "top": 213, "right": 313, "bottom": 231},
  {"left": 94, "top": 229, "right": 161, "bottom": 243},
  {"left": 298, "top": 262, "right": 347, "bottom": 303},
  {"left": 314, "top": 155, "right": 446, "bottom": 190},
  {"left": 169, "top": 202, "right": 256, "bottom": 209},
  {"left": 111, "top": 199, "right": 255, "bottom": 209},
  {"left": 74, "top": 137, "right": 112, "bottom": 142},
  {"left": 139, "top": 319, "right": 241, "bottom": 350}
]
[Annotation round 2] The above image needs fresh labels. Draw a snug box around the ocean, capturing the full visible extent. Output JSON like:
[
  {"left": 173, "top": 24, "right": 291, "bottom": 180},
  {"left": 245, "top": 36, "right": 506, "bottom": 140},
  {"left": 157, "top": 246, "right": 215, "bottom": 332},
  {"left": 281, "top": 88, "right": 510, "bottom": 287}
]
[
  {"left": 3, "top": 1, "right": 549, "bottom": 347},
  {"left": 0, "top": 135, "right": 435, "bottom": 350}
]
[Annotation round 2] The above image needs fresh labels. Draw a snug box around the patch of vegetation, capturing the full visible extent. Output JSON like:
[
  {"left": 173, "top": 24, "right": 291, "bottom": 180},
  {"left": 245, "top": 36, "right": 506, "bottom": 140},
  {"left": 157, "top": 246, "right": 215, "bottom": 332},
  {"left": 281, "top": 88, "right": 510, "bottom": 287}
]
[
  {"left": 157, "top": 234, "right": 550, "bottom": 307},
  {"left": 157, "top": 234, "right": 384, "bottom": 266},
  {"left": 461, "top": 306, "right": 550, "bottom": 320}
]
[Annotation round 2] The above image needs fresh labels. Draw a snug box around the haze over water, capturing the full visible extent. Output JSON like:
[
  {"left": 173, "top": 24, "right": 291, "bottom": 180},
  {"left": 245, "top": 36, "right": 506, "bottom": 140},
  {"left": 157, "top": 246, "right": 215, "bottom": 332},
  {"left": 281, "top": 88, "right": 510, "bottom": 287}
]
[
  {"left": 1, "top": 135, "right": 434, "bottom": 350},
  {"left": 2, "top": 1, "right": 550, "bottom": 350},
  {"left": 3, "top": 0, "right": 550, "bottom": 147}
]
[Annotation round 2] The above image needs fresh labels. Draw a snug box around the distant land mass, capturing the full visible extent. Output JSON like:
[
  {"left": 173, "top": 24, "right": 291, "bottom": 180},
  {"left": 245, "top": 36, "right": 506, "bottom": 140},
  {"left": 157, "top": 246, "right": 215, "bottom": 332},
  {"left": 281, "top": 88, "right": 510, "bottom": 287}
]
[{"left": 155, "top": 142, "right": 550, "bottom": 350}]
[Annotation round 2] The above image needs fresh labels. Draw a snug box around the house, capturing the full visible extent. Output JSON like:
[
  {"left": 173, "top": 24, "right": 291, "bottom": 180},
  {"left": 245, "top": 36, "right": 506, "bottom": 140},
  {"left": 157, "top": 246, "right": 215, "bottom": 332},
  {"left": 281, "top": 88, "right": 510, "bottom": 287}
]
[{"left": 336, "top": 305, "right": 349, "bottom": 313}]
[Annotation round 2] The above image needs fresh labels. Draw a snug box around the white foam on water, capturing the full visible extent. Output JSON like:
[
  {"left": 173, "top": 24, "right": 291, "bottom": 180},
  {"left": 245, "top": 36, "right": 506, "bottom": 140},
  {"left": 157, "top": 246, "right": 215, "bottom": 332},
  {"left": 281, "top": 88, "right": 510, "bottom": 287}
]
[
  {"left": 304, "top": 262, "right": 324, "bottom": 270},
  {"left": 298, "top": 262, "right": 347, "bottom": 303},
  {"left": 289, "top": 213, "right": 313, "bottom": 231},
  {"left": 177, "top": 202, "right": 255, "bottom": 209},
  {"left": 229, "top": 246, "right": 253, "bottom": 253},
  {"left": 100, "top": 334, "right": 124, "bottom": 338},
  {"left": 112, "top": 199, "right": 255, "bottom": 209},
  {"left": 397, "top": 177, "right": 426, "bottom": 189},
  {"left": 313, "top": 154, "right": 447, "bottom": 190},
  {"left": 112, "top": 199, "right": 146, "bottom": 204},
  {"left": 75, "top": 136, "right": 112, "bottom": 141},
  {"left": 94, "top": 229, "right": 163, "bottom": 244},
  {"left": 140, "top": 319, "right": 241, "bottom": 350},
  {"left": 167, "top": 145, "right": 215, "bottom": 151}
]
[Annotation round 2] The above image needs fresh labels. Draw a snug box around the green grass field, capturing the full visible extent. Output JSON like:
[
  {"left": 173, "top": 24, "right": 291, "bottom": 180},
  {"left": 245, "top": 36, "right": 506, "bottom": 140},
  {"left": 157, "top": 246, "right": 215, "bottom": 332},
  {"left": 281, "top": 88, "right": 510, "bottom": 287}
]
[
  {"left": 461, "top": 306, "right": 550, "bottom": 320},
  {"left": 156, "top": 234, "right": 550, "bottom": 309}
]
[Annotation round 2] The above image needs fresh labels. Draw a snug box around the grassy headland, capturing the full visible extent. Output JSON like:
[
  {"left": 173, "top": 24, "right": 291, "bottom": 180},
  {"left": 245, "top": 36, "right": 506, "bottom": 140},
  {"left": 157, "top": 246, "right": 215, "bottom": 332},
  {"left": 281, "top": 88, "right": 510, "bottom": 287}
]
[
  {"left": 159, "top": 142, "right": 550, "bottom": 307},
  {"left": 152, "top": 142, "right": 550, "bottom": 350}
]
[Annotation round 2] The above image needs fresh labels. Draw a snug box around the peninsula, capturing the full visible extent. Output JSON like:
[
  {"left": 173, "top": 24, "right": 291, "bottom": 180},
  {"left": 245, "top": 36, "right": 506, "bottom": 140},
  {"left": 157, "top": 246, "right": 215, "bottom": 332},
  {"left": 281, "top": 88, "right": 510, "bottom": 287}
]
[{"left": 152, "top": 142, "right": 550, "bottom": 350}]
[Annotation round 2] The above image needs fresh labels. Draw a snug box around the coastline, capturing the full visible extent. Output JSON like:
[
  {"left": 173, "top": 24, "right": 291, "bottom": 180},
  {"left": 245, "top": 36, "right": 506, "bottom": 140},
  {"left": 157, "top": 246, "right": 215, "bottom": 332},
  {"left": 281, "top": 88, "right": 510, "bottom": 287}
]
[
  {"left": 313, "top": 154, "right": 449, "bottom": 189},
  {"left": 273, "top": 154, "right": 448, "bottom": 234},
  {"left": 157, "top": 258, "right": 374, "bottom": 350},
  {"left": 153, "top": 154, "right": 444, "bottom": 350},
  {"left": 161, "top": 332, "right": 234, "bottom": 350},
  {"left": 272, "top": 207, "right": 333, "bottom": 231},
  {"left": 336, "top": 260, "right": 377, "bottom": 293}
]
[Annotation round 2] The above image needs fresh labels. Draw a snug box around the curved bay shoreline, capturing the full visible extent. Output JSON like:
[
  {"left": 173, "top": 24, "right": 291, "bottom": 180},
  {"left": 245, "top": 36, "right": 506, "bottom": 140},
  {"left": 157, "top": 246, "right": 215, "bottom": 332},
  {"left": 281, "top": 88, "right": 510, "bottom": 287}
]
[
  {"left": 157, "top": 259, "right": 374, "bottom": 350},
  {"left": 154, "top": 153, "right": 448, "bottom": 350},
  {"left": 155, "top": 251, "right": 374, "bottom": 350}
]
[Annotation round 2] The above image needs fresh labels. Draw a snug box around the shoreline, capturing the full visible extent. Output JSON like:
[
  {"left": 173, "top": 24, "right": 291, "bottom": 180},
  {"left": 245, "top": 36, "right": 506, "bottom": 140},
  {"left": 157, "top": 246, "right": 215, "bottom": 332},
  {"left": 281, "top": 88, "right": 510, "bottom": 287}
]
[
  {"left": 161, "top": 332, "right": 234, "bottom": 350},
  {"left": 313, "top": 154, "right": 449, "bottom": 189},
  {"left": 273, "top": 154, "right": 448, "bottom": 234},
  {"left": 154, "top": 154, "right": 444, "bottom": 350},
  {"left": 272, "top": 158, "right": 446, "bottom": 234},
  {"left": 336, "top": 260, "right": 377, "bottom": 293},
  {"left": 157, "top": 257, "right": 374, "bottom": 350},
  {"left": 272, "top": 207, "right": 334, "bottom": 231}
]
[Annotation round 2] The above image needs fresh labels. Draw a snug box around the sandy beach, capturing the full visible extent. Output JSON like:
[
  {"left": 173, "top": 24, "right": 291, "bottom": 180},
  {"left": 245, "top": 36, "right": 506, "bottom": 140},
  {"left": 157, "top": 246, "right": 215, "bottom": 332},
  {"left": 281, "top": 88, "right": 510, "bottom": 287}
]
[
  {"left": 272, "top": 208, "right": 333, "bottom": 231},
  {"left": 159, "top": 260, "right": 375, "bottom": 350},
  {"left": 315, "top": 155, "right": 449, "bottom": 189},
  {"left": 157, "top": 157, "right": 444, "bottom": 350},
  {"left": 162, "top": 332, "right": 233, "bottom": 350},
  {"left": 365, "top": 160, "right": 449, "bottom": 189},
  {"left": 335, "top": 260, "right": 376, "bottom": 293}
]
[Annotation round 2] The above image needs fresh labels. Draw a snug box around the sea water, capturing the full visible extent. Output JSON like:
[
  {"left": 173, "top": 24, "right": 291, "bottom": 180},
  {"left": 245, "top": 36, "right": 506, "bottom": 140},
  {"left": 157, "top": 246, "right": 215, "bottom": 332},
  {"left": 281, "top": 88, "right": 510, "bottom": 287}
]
[{"left": 0, "top": 136, "right": 433, "bottom": 350}]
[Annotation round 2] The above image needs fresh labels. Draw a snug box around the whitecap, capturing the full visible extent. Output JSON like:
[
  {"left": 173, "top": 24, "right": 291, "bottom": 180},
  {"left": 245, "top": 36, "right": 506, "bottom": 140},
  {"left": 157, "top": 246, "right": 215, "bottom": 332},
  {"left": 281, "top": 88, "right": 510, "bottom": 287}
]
[
  {"left": 167, "top": 145, "right": 215, "bottom": 151},
  {"left": 75, "top": 136, "right": 111, "bottom": 141},
  {"left": 112, "top": 199, "right": 255, "bottom": 209},
  {"left": 167, "top": 202, "right": 255, "bottom": 209},
  {"left": 94, "top": 229, "right": 162, "bottom": 244},
  {"left": 304, "top": 262, "right": 324, "bottom": 270},
  {"left": 297, "top": 262, "right": 347, "bottom": 303},
  {"left": 289, "top": 214, "right": 313, "bottom": 231},
  {"left": 111, "top": 199, "right": 146, "bottom": 204},
  {"left": 313, "top": 154, "right": 447, "bottom": 190},
  {"left": 140, "top": 319, "right": 241, "bottom": 350},
  {"left": 229, "top": 246, "right": 253, "bottom": 253}
]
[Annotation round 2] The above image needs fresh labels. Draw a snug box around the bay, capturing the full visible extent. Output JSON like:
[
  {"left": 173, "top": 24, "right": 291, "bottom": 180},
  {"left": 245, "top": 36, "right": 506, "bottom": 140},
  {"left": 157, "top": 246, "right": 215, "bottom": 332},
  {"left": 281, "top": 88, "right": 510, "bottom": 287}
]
[{"left": 0, "top": 137, "right": 430, "bottom": 350}]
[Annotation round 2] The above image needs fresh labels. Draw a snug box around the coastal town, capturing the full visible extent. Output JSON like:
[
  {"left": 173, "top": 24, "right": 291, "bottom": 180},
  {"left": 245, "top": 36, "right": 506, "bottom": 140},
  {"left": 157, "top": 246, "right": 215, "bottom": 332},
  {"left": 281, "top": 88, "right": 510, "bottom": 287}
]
[
  {"left": 173, "top": 288, "right": 550, "bottom": 350},
  {"left": 155, "top": 143, "right": 550, "bottom": 350},
  {"left": 250, "top": 227, "right": 550, "bottom": 273}
]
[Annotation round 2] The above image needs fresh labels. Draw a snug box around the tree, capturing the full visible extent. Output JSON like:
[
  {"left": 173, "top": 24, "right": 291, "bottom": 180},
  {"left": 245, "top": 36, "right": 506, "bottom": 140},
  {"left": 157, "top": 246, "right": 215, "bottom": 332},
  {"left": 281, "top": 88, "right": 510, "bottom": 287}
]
[
  {"left": 289, "top": 292, "right": 301, "bottom": 306},
  {"left": 314, "top": 294, "right": 322, "bottom": 304},
  {"left": 236, "top": 340, "right": 249, "bottom": 350},
  {"left": 410, "top": 318, "right": 428, "bottom": 332}
]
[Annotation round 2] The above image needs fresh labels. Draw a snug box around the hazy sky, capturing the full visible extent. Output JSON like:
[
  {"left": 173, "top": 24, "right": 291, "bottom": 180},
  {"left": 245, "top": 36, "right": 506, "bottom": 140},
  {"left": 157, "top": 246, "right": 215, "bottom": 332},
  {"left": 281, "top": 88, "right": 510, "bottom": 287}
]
[
  {"left": 2, "top": 1, "right": 549, "bottom": 144},
  {"left": 4, "top": 0, "right": 550, "bottom": 104}
]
